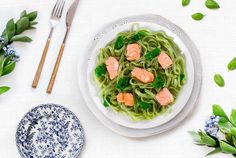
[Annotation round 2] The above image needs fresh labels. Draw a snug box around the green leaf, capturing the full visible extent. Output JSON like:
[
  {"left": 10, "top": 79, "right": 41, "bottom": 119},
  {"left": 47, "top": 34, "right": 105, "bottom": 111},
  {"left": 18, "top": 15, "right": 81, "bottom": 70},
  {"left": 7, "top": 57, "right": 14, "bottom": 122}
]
[
  {"left": 152, "top": 75, "right": 165, "bottom": 88},
  {"left": 231, "top": 128, "right": 236, "bottom": 138},
  {"left": 0, "top": 86, "right": 10, "bottom": 95},
  {"left": 180, "top": 73, "right": 185, "bottom": 81},
  {"left": 192, "top": 13, "right": 205, "bottom": 21},
  {"left": 103, "top": 97, "right": 110, "bottom": 107},
  {"left": 206, "top": 148, "right": 221, "bottom": 156},
  {"left": 2, "top": 61, "right": 15, "bottom": 76},
  {"left": 182, "top": 0, "right": 190, "bottom": 6},
  {"left": 11, "top": 35, "right": 32, "bottom": 42},
  {"left": 95, "top": 64, "right": 106, "bottom": 77},
  {"left": 16, "top": 17, "right": 30, "bottom": 34},
  {"left": 219, "top": 122, "right": 233, "bottom": 133},
  {"left": 232, "top": 136, "right": 236, "bottom": 147},
  {"left": 114, "top": 36, "right": 125, "bottom": 50},
  {"left": 20, "top": 10, "right": 27, "bottom": 18},
  {"left": 6, "top": 19, "right": 15, "bottom": 40},
  {"left": 30, "top": 21, "right": 38, "bottom": 26},
  {"left": 228, "top": 57, "right": 236, "bottom": 71},
  {"left": 231, "top": 109, "right": 236, "bottom": 127},
  {"left": 214, "top": 74, "right": 225, "bottom": 87},
  {"left": 213, "top": 104, "right": 229, "bottom": 121},
  {"left": 188, "top": 131, "right": 204, "bottom": 145},
  {"left": 220, "top": 140, "right": 236, "bottom": 154},
  {"left": 199, "top": 131, "right": 217, "bottom": 147},
  {"left": 0, "top": 57, "right": 5, "bottom": 76},
  {"left": 28, "top": 11, "right": 38, "bottom": 21},
  {"left": 116, "top": 77, "right": 130, "bottom": 92},
  {"left": 138, "top": 101, "right": 151, "bottom": 110},
  {"left": 144, "top": 48, "right": 161, "bottom": 60},
  {"left": 205, "top": 0, "right": 220, "bottom": 9}
]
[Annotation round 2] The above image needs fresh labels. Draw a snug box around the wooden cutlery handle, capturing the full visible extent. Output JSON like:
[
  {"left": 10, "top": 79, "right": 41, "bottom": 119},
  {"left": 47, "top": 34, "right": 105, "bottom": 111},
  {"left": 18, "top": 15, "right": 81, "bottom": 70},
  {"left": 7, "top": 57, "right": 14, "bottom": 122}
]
[
  {"left": 32, "top": 38, "right": 51, "bottom": 88},
  {"left": 46, "top": 44, "right": 65, "bottom": 94}
]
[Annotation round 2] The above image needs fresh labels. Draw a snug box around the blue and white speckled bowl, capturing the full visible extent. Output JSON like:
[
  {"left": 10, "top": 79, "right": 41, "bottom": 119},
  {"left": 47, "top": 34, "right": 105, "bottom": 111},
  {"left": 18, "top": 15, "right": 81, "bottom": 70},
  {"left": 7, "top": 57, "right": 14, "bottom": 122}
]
[{"left": 16, "top": 104, "right": 84, "bottom": 158}]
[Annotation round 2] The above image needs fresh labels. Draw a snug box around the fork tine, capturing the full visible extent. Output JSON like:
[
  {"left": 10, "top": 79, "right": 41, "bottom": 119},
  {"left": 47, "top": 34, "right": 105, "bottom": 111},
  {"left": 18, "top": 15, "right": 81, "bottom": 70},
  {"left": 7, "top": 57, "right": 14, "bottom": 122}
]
[
  {"left": 51, "top": 0, "right": 61, "bottom": 16},
  {"left": 55, "top": 0, "right": 63, "bottom": 17},
  {"left": 58, "top": 0, "right": 66, "bottom": 18}
]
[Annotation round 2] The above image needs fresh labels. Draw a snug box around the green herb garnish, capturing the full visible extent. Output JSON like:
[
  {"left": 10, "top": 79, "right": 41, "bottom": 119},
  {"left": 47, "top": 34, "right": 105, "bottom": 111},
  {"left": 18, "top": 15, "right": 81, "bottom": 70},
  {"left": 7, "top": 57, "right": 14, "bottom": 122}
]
[
  {"left": 205, "top": 0, "right": 220, "bottom": 9},
  {"left": 138, "top": 101, "right": 151, "bottom": 110},
  {"left": 180, "top": 73, "right": 185, "bottom": 81},
  {"left": 144, "top": 48, "right": 161, "bottom": 60},
  {"left": 227, "top": 57, "right": 236, "bottom": 71},
  {"left": 114, "top": 36, "right": 125, "bottom": 50},
  {"left": 182, "top": 0, "right": 190, "bottom": 6},
  {"left": 152, "top": 75, "right": 165, "bottom": 88},
  {"left": 95, "top": 64, "right": 106, "bottom": 77},
  {"left": 103, "top": 97, "right": 110, "bottom": 107},
  {"left": 192, "top": 13, "right": 205, "bottom": 21},
  {"left": 116, "top": 77, "right": 130, "bottom": 92},
  {"left": 214, "top": 74, "right": 225, "bottom": 87}
]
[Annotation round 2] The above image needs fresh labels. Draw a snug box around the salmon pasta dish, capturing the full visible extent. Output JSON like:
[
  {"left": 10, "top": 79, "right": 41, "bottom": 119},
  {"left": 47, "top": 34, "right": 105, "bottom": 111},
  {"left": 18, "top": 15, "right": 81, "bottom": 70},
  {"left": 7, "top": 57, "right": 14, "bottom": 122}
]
[{"left": 94, "top": 27, "right": 186, "bottom": 121}]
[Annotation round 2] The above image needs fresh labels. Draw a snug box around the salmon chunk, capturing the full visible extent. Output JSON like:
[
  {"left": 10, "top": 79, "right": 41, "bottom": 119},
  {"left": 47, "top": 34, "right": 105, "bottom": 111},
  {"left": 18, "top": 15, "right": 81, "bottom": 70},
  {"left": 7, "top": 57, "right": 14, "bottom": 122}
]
[
  {"left": 126, "top": 43, "right": 141, "bottom": 61},
  {"left": 117, "top": 93, "right": 134, "bottom": 106},
  {"left": 155, "top": 88, "right": 174, "bottom": 106},
  {"left": 131, "top": 67, "right": 154, "bottom": 83},
  {"left": 105, "top": 57, "right": 119, "bottom": 80},
  {"left": 157, "top": 51, "right": 173, "bottom": 69}
]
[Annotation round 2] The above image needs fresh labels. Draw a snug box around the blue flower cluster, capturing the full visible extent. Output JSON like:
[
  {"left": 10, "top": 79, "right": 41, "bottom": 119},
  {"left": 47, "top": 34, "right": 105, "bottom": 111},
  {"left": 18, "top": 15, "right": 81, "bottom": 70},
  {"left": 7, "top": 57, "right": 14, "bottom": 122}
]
[
  {"left": 0, "top": 36, "right": 20, "bottom": 62},
  {"left": 204, "top": 115, "right": 220, "bottom": 137}
]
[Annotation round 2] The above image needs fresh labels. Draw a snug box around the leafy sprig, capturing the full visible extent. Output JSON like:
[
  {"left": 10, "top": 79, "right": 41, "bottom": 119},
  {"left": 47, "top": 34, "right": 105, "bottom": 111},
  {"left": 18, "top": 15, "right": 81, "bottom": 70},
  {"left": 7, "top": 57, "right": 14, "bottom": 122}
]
[
  {"left": 189, "top": 105, "right": 236, "bottom": 156},
  {"left": 0, "top": 10, "right": 37, "bottom": 95}
]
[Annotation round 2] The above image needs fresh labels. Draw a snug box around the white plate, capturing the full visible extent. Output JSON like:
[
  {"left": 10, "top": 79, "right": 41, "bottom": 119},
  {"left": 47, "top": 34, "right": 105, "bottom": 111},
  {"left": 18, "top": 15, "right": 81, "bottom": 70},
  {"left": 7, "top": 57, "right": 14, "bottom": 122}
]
[{"left": 79, "top": 15, "right": 201, "bottom": 136}]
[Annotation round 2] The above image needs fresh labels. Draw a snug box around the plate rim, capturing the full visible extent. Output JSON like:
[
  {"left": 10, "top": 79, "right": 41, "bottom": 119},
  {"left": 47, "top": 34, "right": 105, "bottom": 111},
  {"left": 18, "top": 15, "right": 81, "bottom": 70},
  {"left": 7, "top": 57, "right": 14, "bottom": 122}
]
[{"left": 78, "top": 14, "right": 202, "bottom": 137}]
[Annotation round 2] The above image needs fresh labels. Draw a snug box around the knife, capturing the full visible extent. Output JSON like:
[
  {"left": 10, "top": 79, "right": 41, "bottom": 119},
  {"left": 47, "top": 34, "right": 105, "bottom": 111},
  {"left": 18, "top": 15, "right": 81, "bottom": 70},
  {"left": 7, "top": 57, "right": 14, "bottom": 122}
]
[{"left": 46, "top": 0, "right": 80, "bottom": 94}]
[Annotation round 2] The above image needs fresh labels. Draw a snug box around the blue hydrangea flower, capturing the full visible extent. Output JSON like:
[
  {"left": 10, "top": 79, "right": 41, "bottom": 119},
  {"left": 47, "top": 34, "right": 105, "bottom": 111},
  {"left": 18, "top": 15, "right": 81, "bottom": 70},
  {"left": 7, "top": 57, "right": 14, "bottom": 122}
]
[
  {"left": 3, "top": 45, "right": 20, "bottom": 62},
  {"left": 204, "top": 115, "right": 220, "bottom": 137}
]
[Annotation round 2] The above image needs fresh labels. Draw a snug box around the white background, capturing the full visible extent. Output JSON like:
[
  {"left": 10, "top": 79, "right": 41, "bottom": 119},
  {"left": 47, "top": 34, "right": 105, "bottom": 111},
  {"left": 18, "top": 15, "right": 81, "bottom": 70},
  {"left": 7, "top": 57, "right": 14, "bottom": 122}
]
[{"left": 0, "top": 0, "right": 236, "bottom": 157}]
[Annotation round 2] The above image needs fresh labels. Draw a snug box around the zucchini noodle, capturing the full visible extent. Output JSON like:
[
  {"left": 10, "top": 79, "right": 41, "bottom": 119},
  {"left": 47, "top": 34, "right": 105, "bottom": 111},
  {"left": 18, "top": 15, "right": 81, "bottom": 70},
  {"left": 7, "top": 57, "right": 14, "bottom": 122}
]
[{"left": 94, "top": 28, "right": 186, "bottom": 121}]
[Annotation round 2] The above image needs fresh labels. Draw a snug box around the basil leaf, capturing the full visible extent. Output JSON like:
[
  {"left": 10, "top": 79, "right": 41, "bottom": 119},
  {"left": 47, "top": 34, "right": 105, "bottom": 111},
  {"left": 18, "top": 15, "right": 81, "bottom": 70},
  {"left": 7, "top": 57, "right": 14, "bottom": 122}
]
[
  {"left": 116, "top": 77, "right": 130, "bottom": 92},
  {"left": 114, "top": 36, "right": 125, "bottom": 50},
  {"left": 230, "top": 109, "right": 236, "bottom": 127},
  {"left": 206, "top": 148, "right": 221, "bottom": 156},
  {"left": 145, "top": 48, "right": 161, "bottom": 60},
  {"left": 16, "top": 17, "right": 30, "bottom": 34},
  {"left": 152, "top": 75, "right": 165, "bottom": 88},
  {"left": 103, "top": 97, "right": 110, "bottom": 107},
  {"left": 6, "top": 19, "right": 15, "bottom": 40},
  {"left": 2, "top": 61, "right": 16, "bottom": 76},
  {"left": 192, "top": 13, "right": 205, "bottom": 21},
  {"left": 0, "top": 86, "right": 10, "bottom": 95},
  {"left": 180, "top": 73, "right": 185, "bottom": 81},
  {"left": 11, "top": 35, "right": 32, "bottom": 42},
  {"left": 205, "top": 0, "right": 220, "bottom": 9},
  {"left": 20, "top": 10, "right": 27, "bottom": 18},
  {"left": 138, "top": 101, "right": 151, "bottom": 110},
  {"left": 218, "top": 122, "right": 233, "bottom": 133},
  {"left": 213, "top": 104, "right": 229, "bottom": 121},
  {"left": 220, "top": 141, "right": 236, "bottom": 154},
  {"left": 188, "top": 131, "right": 204, "bottom": 145},
  {"left": 182, "top": 0, "right": 190, "bottom": 6},
  {"left": 228, "top": 57, "right": 236, "bottom": 71},
  {"left": 214, "top": 74, "right": 225, "bottom": 87},
  {"left": 28, "top": 11, "right": 38, "bottom": 21},
  {"left": 95, "top": 64, "right": 106, "bottom": 78}
]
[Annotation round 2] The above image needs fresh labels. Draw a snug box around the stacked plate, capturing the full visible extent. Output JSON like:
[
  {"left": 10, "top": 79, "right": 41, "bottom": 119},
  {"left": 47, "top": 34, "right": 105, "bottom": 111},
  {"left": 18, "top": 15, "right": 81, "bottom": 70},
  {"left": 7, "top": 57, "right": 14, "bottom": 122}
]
[{"left": 79, "top": 14, "right": 202, "bottom": 138}]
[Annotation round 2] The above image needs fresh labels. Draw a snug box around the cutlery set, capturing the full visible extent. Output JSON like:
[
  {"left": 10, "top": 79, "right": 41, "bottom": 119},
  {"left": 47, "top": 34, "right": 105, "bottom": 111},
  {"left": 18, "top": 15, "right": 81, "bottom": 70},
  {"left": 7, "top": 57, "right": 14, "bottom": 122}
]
[{"left": 32, "top": 0, "right": 79, "bottom": 94}]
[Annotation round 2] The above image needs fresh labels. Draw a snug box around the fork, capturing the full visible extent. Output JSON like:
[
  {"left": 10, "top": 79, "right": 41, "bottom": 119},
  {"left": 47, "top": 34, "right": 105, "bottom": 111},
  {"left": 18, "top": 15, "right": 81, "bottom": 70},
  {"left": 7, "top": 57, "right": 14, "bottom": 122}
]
[{"left": 32, "top": 0, "right": 66, "bottom": 88}]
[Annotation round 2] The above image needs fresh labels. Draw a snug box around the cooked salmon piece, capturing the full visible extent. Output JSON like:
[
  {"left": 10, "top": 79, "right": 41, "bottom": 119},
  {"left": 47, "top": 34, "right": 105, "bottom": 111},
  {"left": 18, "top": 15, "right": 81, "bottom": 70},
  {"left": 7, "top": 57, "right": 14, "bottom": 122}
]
[
  {"left": 155, "top": 88, "right": 174, "bottom": 106},
  {"left": 131, "top": 67, "right": 154, "bottom": 83},
  {"left": 126, "top": 43, "right": 141, "bottom": 61},
  {"left": 105, "top": 57, "right": 119, "bottom": 80},
  {"left": 116, "top": 93, "right": 134, "bottom": 106},
  {"left": 157, "top": 51, "right": 173, "bottom": 69}
]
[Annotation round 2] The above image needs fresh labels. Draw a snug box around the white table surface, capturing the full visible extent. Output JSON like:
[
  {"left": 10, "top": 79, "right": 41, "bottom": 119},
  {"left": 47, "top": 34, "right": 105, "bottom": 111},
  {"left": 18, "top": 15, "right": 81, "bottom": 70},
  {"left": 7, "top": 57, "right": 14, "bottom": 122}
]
[{"left": 0, "top": 0, "right": 236, "bottom": 157}]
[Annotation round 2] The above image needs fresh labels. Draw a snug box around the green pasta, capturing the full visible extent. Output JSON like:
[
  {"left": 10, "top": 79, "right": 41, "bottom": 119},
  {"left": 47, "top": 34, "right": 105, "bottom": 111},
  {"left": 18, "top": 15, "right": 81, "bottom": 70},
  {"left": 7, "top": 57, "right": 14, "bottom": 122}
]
[{"left": 94, "top": 27, "right": 186, "bottom": 121}]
